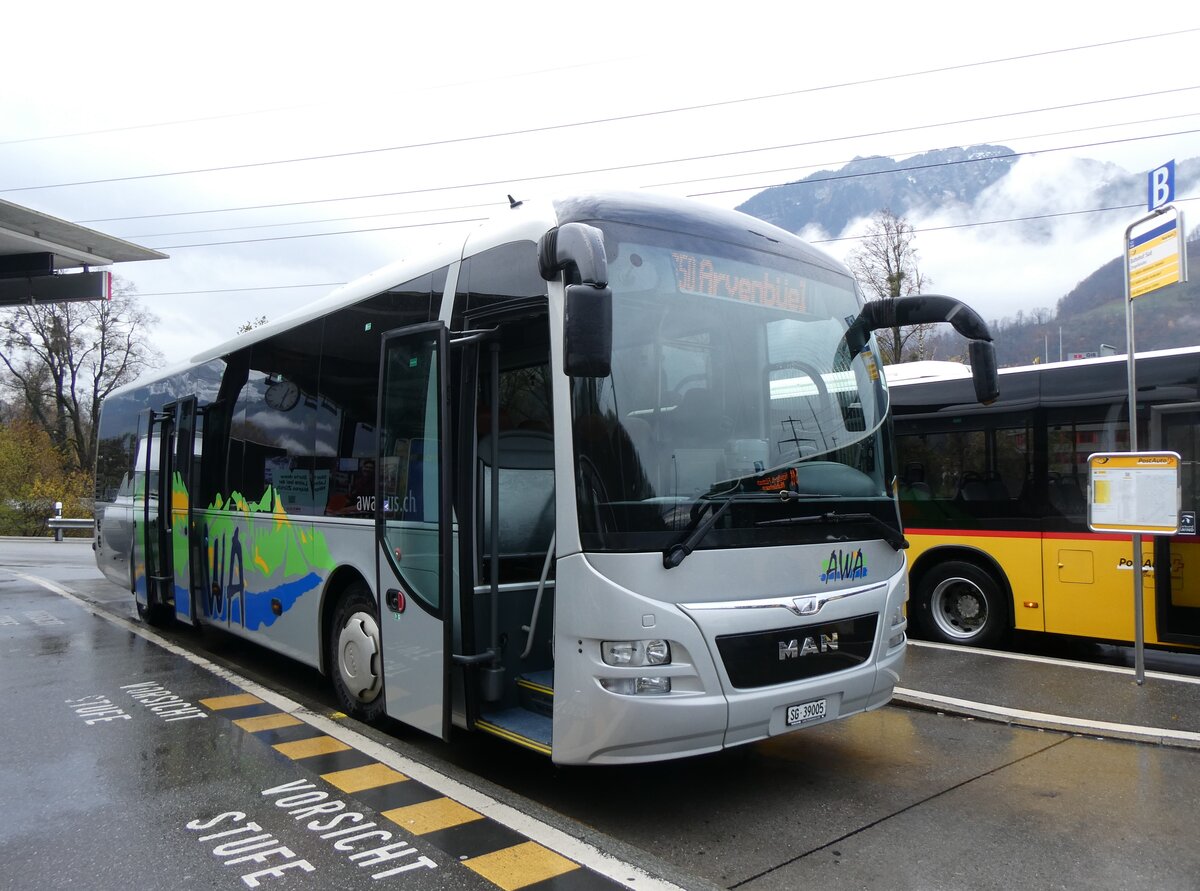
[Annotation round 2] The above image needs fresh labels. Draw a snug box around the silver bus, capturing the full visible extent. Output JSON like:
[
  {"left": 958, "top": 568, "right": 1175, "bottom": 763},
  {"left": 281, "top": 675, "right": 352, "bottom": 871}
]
[{"left": 94, "top": 192, "right": 996, "bottom": 764}]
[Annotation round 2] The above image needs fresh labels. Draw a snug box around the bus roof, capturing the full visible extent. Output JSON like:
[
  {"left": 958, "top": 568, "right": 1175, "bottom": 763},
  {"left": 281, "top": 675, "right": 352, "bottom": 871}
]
[{"left": 111, "top": 191, "right": 854, "bottom": 397}]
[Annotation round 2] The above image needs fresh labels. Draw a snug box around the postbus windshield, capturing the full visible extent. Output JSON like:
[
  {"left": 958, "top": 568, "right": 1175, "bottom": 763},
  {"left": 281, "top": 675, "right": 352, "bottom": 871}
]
[{"left": 571, "top": 221, "right": 891, "bottom": 552}]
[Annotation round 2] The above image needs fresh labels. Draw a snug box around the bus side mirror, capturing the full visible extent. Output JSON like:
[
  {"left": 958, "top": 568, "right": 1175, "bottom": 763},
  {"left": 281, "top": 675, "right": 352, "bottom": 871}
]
[
  {"left": 844, "top": 294, "right": 999, "bottom": 405},
  {"left": 969, "top": 339, "right": 999, "bottom": 405},
  {"left": 539, "top": 223, "right": 613, "bottom": 378},
  {"left": 563, "top": 284, "right": 612, "bottom": 378}
]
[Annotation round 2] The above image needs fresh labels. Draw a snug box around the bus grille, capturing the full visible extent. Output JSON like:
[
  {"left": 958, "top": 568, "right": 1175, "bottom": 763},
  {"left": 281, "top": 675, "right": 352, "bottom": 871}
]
[{"left": 715, "top": 615, "right": 877, "bottom": 689}]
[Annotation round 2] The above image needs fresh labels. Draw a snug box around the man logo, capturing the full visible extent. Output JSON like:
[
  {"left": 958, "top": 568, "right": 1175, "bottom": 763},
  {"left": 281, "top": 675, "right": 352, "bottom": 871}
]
[{"left": 779, "top": 632, "right": 839, "bottom": 660}]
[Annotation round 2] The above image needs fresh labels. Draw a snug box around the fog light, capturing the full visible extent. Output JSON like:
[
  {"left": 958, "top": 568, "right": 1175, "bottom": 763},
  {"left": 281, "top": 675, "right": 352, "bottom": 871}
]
[
  {"left": 600, "top": 677, "right": 672, "bottom": 695},
  {"left": 636, "top": 676, "right": 671, "bottom": 694},
  {"left": 888, "top": 605, "right": 906, "bottom": 649},
  {"left": 601, "top": 639, "right": 671, "bottom": 667}
]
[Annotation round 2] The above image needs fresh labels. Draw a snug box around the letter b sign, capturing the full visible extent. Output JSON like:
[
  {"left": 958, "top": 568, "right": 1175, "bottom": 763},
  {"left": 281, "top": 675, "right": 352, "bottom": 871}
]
[{"left": 1148, "top": 161, "right": 1175, "bottom": 211}]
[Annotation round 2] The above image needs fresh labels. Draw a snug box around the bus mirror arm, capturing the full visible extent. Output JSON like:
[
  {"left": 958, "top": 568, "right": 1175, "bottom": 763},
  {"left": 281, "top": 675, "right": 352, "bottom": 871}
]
[
  {"left": 845, "top": 295, "right": 999, "bottom": 404},
  {"left": 539, "top": 223, "right": 613, "bottom": 378}
]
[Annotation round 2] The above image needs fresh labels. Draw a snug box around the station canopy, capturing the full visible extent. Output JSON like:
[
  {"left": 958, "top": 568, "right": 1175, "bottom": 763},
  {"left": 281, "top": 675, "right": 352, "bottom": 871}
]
[{"left": 0, "top": 198, "right": 166, "bottom": 306}]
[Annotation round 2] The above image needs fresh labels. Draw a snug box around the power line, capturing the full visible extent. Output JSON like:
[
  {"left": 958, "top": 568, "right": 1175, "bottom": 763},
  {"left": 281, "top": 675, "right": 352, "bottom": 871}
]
[
  {"left": 686, "top": 128, "right": 1200, "bottom": 199},
  {"left": 140, "top": 127, "right": 1200, "bottom": 250},
  {"left": 120, "top": 108, "right": 1200, "bottom": 242},
  {"left": 154, "top": 216, "right": 487, "bottom": 251},
  {"left": 134, "top": 282, "right": 344, "bottom": 297},
  {"left": 812, "top": 194, "right": 1199, "bottom": 244},
  {"left": 80, "top": 83, "right": 1200, "bottom": 231},
  {"left": 6, "top": 26, "right": 1198, "bottom": 195}
]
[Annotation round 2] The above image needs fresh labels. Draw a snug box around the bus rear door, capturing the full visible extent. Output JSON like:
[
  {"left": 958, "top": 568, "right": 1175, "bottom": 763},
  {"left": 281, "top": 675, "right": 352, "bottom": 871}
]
[
  {"left": 1152, "top": 402, "right": 1200, "bottom": 645},
  {"left": 170, "top": 396, "right": 204, "bottom": 627},
  {"left": 376, "top": 323, "right": 453, "bottom": 740},
  {"left": 133, "top": 406, "right": 175, "bottom": 624}
]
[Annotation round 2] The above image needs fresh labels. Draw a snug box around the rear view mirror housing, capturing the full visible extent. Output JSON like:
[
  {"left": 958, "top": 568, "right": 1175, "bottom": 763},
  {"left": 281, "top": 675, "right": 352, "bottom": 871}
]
[
  {"left": 539, "top": 223, "right": 612, "bottom": 378},
  {"left": 844, "top": 294, "right": 999, "bottom": 405}
]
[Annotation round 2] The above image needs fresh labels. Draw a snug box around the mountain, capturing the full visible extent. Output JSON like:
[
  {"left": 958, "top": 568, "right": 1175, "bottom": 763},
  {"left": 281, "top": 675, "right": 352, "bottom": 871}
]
[
  {"left": 736, "top": 145, "right": 1019, "bottom": 236},
  {"left": 735, "top": 144, "right": 1200, "bottom": 365}
]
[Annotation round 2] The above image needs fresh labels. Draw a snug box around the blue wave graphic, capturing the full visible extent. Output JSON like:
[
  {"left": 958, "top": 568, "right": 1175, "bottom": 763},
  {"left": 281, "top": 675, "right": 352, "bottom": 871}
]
[{"left": 242, "top": 572, "right": 323, "bottom": 630}]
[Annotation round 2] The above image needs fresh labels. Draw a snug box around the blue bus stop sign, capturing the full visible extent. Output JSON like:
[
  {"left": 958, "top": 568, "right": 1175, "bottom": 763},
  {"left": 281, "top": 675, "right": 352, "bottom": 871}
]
[{"left": 1148, "top": 161, "right": 1175, "bottom": 211}]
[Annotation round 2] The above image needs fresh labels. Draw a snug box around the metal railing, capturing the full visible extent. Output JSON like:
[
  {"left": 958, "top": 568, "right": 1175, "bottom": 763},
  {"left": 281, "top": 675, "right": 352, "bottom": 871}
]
[{"left": 47, "top": 502, "right": 94, "bottom": 541}]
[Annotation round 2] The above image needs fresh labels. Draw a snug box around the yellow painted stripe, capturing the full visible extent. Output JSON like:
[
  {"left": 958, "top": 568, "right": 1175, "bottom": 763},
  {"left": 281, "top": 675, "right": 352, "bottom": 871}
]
[
  {"left": 464, "top": 841, "right": 579, "bottom": 890},
  {"left": 516, "top": 679, "right": 554, "bottom": 697},
  {"left": 474, "top": 720, "right": 552, "bottom": 756},
  {"left": 382, "top": 797, "right": 483, "bottom": 835},
  {"left": 200, "top": 693, "right": 263, "bottom": 710},
  {"left": 234, "top": 713, "right": 303, "bottom": 732},
  {"left": 273, "top": 736, "right": 352, "bottom": 759},
  {"left": 321, "top": 763, "right": 409, "bottom": 793}
]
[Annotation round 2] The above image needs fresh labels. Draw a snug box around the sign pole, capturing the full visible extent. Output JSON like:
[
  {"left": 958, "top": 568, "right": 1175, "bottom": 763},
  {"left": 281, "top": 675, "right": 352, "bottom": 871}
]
[{"left": 1122, "top": 162, "right": 1185, "bottom": 683}]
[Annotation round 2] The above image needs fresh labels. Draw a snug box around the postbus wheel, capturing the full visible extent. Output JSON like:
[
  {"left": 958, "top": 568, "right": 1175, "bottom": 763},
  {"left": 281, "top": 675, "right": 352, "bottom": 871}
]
[
  {"left": 914, "top": 560, "right": 1007, "bottom": 647},
  {"left": 329, "top": 584, "right": 387, "bottom": 722}
]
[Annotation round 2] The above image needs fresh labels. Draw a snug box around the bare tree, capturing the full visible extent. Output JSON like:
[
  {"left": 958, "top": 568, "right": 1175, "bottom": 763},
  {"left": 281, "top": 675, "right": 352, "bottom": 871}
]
[
  {"left": 0, "top": 276, "right": 162, "bottom": 473},
  {"left": 845, "top": 209, "right": 933, "bottom": 364}
]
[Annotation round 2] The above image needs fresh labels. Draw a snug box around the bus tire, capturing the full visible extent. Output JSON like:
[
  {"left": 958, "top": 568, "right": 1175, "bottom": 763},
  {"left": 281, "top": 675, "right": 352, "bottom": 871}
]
[
  {"left": 329, "top": 584, "right": 387, "bottom": 723},
  {"left": 913, "top": 560, "right": 1007, "bottom": 647},
  {"left": 136, "top": 600, "right": 174, "bottom": 628}
]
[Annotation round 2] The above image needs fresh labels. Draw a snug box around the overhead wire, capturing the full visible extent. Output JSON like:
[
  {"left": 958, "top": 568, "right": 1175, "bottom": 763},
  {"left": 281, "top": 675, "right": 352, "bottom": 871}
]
[
  {"left": 4, "top": 25, "right": 1197, "bottom": 196},
  {"left": 81, "top": 82, "right": 1200, "bottom": 232},
  {"left": 120, "top": 106, "right": 1200, "bottom": 241}
]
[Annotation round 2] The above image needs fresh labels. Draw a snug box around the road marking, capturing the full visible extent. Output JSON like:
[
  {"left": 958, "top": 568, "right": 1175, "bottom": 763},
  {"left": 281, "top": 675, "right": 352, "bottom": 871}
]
[
  {"left": 322, "top": 763, "right": 409, "bottom": 793},
  {"left": 893, "top": 687, "right": 1200, "bottom": 748},
  {"left": 15, "top": 570, "right": 693, "bottom": 891},
  {"left": 465, "top": 840, "right": 581, "bottom": 890},
  {"left": 383, "top": 797, "right": 484, "bottom": 834},
  {"left": 907, "top": 639, "right": 1200, "bottom": 685},
  {"left": 275, "top": 736, "right": 353, "bottom": 759},
  {"left": 234, "top": 713, "right": 304, "bottom": 732}
]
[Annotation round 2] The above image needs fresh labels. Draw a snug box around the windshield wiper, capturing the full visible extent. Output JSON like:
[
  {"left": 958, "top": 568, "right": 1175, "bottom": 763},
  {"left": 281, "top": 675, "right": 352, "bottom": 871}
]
[
  {"left": 662, "top": 492, "right": 771, "bottom": 569},
  {"left": 757, "top": 509, "right": 909, "bottom": 551}
]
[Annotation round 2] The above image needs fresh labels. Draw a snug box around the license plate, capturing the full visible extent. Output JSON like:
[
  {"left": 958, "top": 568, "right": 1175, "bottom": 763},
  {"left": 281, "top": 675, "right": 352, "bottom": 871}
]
[{"left": 786, "top": 698, "right": 827, "bottom": 726}]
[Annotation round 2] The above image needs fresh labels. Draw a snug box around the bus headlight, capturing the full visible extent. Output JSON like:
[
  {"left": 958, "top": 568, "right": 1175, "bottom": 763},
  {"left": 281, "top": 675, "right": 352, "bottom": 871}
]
[{"left": 601, "top": 639, "right": 671, "bottom": 666}]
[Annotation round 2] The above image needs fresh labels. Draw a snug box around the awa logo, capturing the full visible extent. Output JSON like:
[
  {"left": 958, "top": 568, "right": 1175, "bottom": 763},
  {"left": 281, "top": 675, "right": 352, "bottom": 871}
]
[{"left": 821, "top": 548, "right": 866, "bottom": 583}]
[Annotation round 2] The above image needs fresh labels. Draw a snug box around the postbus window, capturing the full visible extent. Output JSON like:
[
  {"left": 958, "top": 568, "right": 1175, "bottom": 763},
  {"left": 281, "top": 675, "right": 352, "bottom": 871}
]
[{"left": 897, "top": 424, "right": 1030, "bottom": 521}]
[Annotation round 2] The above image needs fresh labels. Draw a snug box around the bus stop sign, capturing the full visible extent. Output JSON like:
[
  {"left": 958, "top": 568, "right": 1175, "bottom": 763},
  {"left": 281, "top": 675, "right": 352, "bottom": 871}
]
[
  {"left": 1148, "top": 161, "right": 1175, "bottom": 211},
  {"left": 1087, "top": 451, "right": 1181, "bottom": 535}
]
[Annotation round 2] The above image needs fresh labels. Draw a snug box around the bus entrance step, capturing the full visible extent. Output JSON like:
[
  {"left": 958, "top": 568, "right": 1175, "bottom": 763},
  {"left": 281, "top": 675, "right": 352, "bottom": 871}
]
[
  {"left": 476, "top": 707, "right": 552, "bottom": 755},
  {"left": 517, "top": 670, "right": 554, "bottom": 717}
]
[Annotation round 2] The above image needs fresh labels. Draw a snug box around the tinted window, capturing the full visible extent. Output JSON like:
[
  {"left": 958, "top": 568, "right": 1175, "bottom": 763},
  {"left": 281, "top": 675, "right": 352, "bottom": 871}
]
[
  {"left": 452, "top": 242, "right": 545, "bottom": 329},
  {"left": 316, "top": 273, "right": 440, "bottom": 517},
  {"left": 227, "top": 321, "right": 323, "bottom": 512}
]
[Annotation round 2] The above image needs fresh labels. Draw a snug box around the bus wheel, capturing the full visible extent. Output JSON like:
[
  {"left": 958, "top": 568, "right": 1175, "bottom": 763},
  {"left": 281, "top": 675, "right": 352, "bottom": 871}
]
[
  {"left": 914, "top": 561, "right": 1007, "bottom": 647},
  {"left": 329, "top": 586, "right": 386, "bottom": 722},
  {"left": 136, "top": 601, "right": 174, "bottom": 628}
]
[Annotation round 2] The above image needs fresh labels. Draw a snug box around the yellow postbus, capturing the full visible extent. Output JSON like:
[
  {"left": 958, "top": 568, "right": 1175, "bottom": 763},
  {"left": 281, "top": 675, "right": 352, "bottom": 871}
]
[{"left": 888, "top": 348, "right": 1200, "bottom": 649}]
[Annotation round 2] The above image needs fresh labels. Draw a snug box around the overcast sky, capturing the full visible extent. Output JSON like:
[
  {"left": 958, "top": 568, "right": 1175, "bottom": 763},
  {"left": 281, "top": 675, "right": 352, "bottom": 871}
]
[{"left": 3, "top": 3, "right": 1199, "bottom": 363}]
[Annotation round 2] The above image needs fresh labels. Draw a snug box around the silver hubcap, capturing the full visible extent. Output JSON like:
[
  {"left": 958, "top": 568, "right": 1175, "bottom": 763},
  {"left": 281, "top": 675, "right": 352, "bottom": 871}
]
[
  {"left": 337, "top": 611, "right": 381, "bottom": 702},
  {"left": 930, "top": 577, "right": 987, "bottom": 641}
]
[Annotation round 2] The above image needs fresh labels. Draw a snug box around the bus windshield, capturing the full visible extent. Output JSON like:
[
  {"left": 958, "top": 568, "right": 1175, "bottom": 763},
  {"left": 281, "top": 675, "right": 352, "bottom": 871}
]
[{"left": 572, "top": 221, "right": 890, "bottom": 551}]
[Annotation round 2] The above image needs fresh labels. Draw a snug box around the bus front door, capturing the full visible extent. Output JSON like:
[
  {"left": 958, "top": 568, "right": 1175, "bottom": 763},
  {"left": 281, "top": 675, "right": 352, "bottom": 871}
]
[
  {"left": 1152, "top": 402, "right": 1200, "bottom": 645},
  {"left": 376, "top": 323, "right": 452, "bottom": 740}
]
